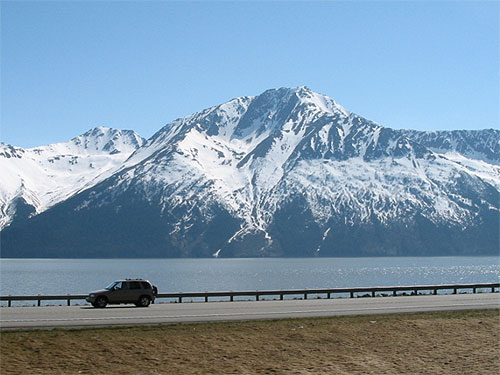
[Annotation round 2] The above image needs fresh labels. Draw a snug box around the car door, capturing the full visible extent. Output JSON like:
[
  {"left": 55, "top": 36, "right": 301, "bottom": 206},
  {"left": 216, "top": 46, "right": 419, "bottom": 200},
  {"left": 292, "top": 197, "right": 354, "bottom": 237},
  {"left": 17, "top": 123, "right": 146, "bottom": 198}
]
[{"left": 107, "top": 281, "right": 123, "bottom": 303}]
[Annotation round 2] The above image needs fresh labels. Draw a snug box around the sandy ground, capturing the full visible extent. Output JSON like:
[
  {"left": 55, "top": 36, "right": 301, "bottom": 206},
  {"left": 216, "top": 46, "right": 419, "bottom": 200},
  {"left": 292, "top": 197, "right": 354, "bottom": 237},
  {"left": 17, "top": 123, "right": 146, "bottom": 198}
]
[{"left": 0, "top": 309, "right": 498, "bottom": 374}]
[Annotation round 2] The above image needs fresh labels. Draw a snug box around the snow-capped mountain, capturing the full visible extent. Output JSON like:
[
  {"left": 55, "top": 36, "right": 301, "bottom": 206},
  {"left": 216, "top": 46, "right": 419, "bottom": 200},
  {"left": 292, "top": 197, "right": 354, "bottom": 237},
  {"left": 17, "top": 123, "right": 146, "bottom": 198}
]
[
  {"left": 0, "top": 127, "right": 145, "bottom": 228},
  {"left": 1, "top": 87, "right": 498, "bottom": 257}
]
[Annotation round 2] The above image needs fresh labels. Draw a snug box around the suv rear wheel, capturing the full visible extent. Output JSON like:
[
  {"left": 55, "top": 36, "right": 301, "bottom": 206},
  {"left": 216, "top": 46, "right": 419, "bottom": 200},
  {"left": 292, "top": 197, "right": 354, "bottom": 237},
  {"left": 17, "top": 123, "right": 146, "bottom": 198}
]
[{"left": 136, "top": 295, "right": 151, "bottom": 307}]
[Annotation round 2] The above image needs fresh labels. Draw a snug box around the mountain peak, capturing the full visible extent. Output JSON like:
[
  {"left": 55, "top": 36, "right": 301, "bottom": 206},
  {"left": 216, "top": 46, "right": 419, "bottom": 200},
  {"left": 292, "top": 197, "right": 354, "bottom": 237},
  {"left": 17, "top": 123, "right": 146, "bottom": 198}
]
[
  {"left": 70, "top": 127, "right": 145, "bottom": 155},
  {"left": 256, "top": 86, "right": 350, "bottom": 117},
  {"left": 148, "top": 87, "right": 352, "bottom": 149}
]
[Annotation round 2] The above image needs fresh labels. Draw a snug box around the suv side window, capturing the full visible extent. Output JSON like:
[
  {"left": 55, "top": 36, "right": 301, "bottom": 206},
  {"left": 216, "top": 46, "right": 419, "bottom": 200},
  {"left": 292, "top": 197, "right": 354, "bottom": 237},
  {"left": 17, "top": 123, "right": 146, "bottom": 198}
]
[
  {"left": 121, "top": 282, "right": 130, "bottom": 290},
  {"left": 141, "top": 282, "right": 152, "bottom": 289},
  {"left": 129, "top": 281, "right": 142, "bottom": 289}
]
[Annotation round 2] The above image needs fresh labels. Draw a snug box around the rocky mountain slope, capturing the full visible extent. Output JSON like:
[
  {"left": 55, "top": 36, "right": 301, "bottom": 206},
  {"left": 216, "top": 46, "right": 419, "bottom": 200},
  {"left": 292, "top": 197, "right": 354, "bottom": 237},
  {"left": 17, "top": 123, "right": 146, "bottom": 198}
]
[{"left": 1, "top": 87, "right": 498, "bottom": 257}]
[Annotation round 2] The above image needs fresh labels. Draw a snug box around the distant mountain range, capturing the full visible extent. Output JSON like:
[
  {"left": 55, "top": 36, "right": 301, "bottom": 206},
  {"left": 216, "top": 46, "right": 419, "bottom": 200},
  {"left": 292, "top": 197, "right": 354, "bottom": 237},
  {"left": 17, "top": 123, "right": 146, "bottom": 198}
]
[{"left": 1, "top": 87, "right": 499, "bottom": 257}]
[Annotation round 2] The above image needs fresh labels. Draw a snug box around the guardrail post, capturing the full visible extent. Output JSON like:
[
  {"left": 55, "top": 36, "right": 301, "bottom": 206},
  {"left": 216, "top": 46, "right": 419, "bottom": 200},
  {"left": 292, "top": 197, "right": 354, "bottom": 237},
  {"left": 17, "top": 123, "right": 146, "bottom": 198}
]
[
  {"left": 256, "top": 294, "right": 260, "bottom": 301},
  {"left": 393, "top": 290, "right": 397, "bottom": 296},
  {"left": 492, "top": 286, "right": 496, "bottom": 293},
  {"left": 372, "top": 291, "right": 375, "bottom": 297},
  {"left": 8, "top": 299, "right": 11, "bottom": 307},
  {"left": 205, "top": 294, "right": 208, "bottom": 302},
  {"left": 179, "top": 296, "right": 182, "bottom": 303},
  {"left": 304, "top": 293, "right": 307, "bottom": 300},
  {"left": 67, "top": 295, "right": 71, "bottom": 306},
  {"left": 473, "top": 287, "right": 477, "bottom": 294},
  {"left": 433, "top": 289, "right": 437, "bottom": 295},
  {"left": 453, "top": 288, "right": 457, "bottom": 294},
  {"left": 327, "top": 292, "right": 331, "bottom": 299},
  {"left": 350, "top": 292, "right": 354, "bottom": 298},
  {"left": 230, "top": 295, "right": 234, "bottom": 302},
  {"left": 280, "top": 293, "right": 284, "bottom": 301},
  {"left": 37, "top": 296, "right": 41, "bottom": 307}
]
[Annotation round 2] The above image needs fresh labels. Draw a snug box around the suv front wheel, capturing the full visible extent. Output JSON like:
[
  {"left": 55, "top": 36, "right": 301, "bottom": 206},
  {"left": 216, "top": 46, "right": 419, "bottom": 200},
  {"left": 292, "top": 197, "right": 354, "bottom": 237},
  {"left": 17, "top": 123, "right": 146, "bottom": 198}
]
[
  {"left": 93, "top": 296, "right": 108, "bottom": 308},
  {"left": 136, "top": 295, "right": 151, "bottom": 307}
]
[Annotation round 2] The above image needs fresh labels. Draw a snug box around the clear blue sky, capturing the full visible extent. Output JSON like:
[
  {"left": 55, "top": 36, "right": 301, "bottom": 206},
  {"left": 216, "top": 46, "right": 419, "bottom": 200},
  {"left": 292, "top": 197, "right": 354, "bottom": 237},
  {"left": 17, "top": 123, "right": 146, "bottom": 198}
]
[{"left": 1, "top": 1, "right": 498, "bottom": 148}]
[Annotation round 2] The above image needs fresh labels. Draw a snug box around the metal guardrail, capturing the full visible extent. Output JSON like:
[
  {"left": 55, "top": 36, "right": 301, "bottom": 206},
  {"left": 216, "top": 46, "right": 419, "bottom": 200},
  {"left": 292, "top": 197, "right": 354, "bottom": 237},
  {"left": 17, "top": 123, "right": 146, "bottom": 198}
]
[{"left": 0, "top": 283, "right": 498, "bottom": 307}]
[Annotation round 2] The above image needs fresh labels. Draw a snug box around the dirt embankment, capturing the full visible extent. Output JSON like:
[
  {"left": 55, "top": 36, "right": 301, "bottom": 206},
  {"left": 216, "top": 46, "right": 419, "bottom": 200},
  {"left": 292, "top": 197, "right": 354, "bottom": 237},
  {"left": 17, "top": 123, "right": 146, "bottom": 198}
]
[{"left": 1, "top": 309, "right": 499, "bottom": 374}]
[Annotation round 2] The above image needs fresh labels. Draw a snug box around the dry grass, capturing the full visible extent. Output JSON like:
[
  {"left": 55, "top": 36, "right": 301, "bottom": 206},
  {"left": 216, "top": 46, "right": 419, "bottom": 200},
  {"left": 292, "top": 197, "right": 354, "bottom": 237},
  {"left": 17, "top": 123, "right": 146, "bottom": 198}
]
[{"left": 1, "top": 309, "right": 499, "bottom": 374}]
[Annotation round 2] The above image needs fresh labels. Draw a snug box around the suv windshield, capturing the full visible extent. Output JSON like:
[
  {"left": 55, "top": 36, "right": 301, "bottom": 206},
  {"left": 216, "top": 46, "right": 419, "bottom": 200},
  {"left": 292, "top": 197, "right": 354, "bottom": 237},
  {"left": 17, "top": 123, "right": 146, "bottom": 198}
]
[{"left": 105, "top": 281, "right": 119, "bottom": 290}]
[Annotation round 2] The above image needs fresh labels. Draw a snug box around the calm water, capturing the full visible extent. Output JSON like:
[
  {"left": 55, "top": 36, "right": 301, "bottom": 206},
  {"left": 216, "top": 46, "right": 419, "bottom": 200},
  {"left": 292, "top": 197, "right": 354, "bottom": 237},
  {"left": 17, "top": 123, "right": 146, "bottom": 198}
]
[{"left": 1, "top": 257, "right": 499, "bottom": 297}]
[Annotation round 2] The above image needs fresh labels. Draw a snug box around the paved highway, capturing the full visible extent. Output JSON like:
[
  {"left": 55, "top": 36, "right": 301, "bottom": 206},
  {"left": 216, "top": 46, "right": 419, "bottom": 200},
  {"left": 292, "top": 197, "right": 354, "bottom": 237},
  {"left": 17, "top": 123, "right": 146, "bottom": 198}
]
[{"left": 1, "top": 293, "right": 498, "bottom": 330}]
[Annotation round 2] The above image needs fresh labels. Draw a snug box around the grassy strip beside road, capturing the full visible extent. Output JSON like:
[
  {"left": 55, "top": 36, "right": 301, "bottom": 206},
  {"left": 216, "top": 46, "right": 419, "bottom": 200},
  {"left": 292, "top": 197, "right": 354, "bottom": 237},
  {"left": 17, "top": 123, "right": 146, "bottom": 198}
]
[{"left": 1, "top": 309, "right": 499, "bottom": 374}]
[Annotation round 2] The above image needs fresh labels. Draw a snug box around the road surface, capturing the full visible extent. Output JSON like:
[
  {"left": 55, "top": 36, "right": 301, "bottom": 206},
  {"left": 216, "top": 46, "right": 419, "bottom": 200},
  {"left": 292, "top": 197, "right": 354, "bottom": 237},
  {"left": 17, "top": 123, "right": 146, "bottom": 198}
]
[{"left": 1, "top": 293, "right": 498, "bottom": 330}]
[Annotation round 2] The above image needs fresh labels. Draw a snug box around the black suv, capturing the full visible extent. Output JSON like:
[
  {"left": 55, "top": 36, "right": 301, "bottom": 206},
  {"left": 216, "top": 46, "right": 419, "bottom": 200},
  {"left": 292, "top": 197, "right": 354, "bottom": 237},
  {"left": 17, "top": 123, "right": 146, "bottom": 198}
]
[{"left": 86, "top": 279, "right": 158, "bottom": 308}]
